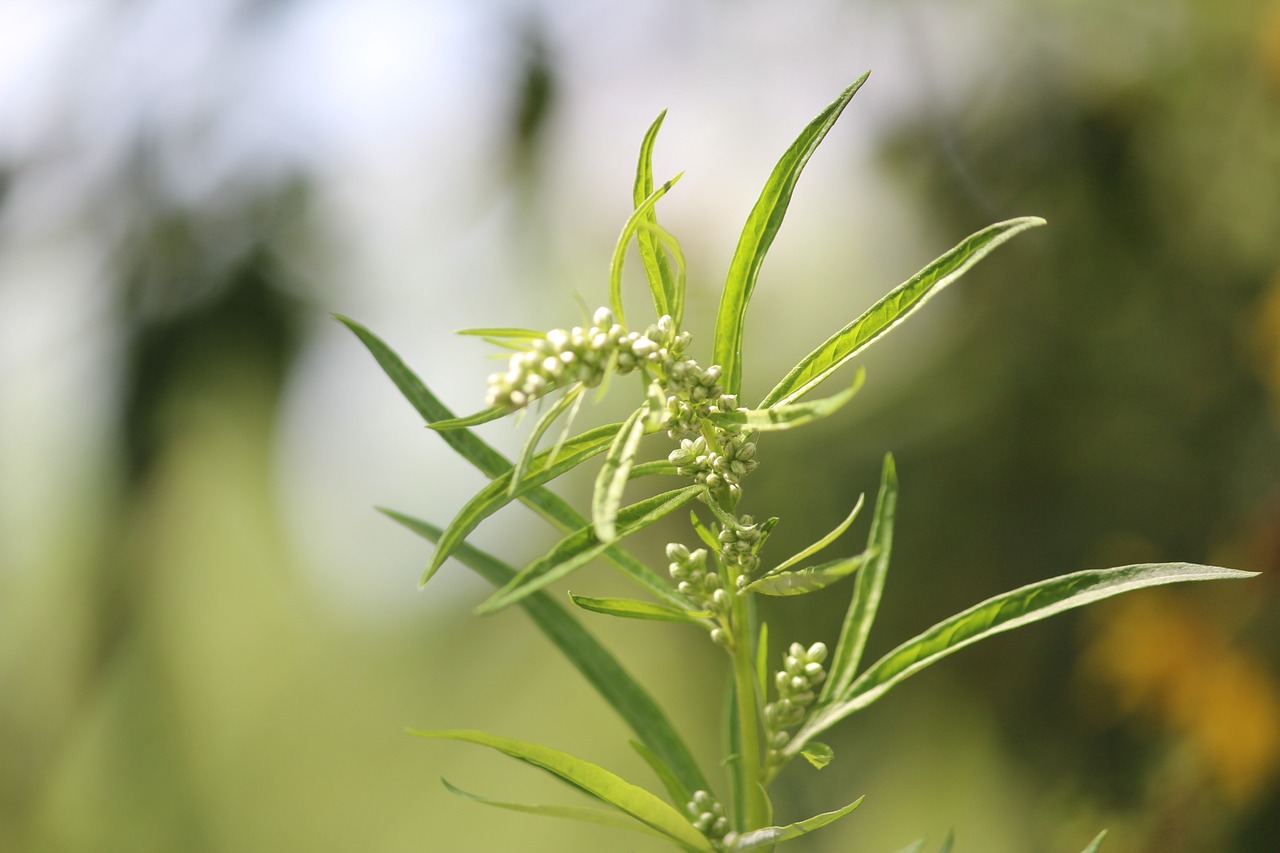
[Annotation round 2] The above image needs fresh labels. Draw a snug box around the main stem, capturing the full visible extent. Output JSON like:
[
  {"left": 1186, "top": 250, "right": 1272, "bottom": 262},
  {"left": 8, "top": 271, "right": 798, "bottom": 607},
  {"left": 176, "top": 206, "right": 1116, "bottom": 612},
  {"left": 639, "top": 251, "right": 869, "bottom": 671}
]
[{"left": 729, "top": 583, "right": 768, "bottom": 830}]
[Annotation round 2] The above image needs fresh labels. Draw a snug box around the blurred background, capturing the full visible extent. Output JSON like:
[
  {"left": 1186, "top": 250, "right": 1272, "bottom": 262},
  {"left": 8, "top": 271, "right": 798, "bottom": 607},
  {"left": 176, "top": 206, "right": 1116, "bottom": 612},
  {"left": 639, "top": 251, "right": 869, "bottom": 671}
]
[{"left": 2, "top": 1, "right": 1279, "bottom": 851}]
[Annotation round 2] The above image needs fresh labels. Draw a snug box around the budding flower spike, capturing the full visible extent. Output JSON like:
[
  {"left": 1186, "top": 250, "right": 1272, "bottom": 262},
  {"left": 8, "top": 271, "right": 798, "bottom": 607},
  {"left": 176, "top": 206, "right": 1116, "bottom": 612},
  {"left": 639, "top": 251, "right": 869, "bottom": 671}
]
[{"left": 343, "top": 70, "right": 1255, "bottom": 852}]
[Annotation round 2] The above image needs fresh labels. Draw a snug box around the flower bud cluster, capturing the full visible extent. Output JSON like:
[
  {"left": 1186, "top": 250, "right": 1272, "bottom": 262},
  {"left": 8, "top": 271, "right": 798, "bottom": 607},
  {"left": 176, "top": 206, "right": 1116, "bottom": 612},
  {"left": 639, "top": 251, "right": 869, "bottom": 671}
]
[
  {"left": 667, "top": 435, "right": 758, "bottom": 501},
  {"left": 686, "top": 790, "right": 729, "bottom": 842},
  {"left": 667, "top": 543, "right": 730, "bottom": 617},
  {"left": 662, "top": 362, "right": 741, "bottom": 441},
  {"left": 716, "top": 514, "right": 764, "bottom": 576},
  {"left": 764, "top": 642, "right": 828, "bottom": 768},
  {"left": 485, "top": 309, "right": 688, "bottom": 411}
]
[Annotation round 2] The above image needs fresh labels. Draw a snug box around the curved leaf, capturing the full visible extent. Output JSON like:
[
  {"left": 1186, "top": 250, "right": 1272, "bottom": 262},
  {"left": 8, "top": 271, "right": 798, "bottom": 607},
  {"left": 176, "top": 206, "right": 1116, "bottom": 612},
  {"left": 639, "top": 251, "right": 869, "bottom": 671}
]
[
  {"left": 570, "top": 593, "right": 711, "bottom": 623},
  {"left": 380, "top": 508, "right": 711, "bottom": 799},
  {"left": 413, "top": 730, "right": 715, "bottom": 852},
  {"left": 477, "top": 485, "right": 704, "bottom": 614},
  {"left": 423, "top": 422, "right": 626, "bottom": 585},
  {"left": 592, "top": 406, "right": 649, "bottom": 542},
  {"left": 510, "top": 384, "right": 585, "bottom": 496},
  {"left": 793, "top": 562, "right": 1258, "bottom": 758},
  {"left": 611, "top": 173, "right": 684, "bottom": 325},
  {"left": 710, "top": 369, "right": 864, "bottom": 432},
  {"left": 630, "top": 739, "right": 692, "bottom": 810},
  {"left": 713, "top": 73, "right": 869, "bottom": 396},
  {"left": 442, "top": 778, "right": 669, "bottom": 841},
  {"left": 727, "top": 795, "right": 864, "bottom": 851},
  {"left": 1080, "top": 831, "right": 1108, "bottom": 853},
  {"left": 427, "top": 404, "right": 510, "bottom": 431},
  {"left": 800, "top": 742, "right": 833, "bottom": 770},
  {"left": 745, "top": 547, "right": 877, "bottom": 597},
  {"left": 761, "top": 493, "right": 864, "bottom": 578},
  {"left": 761, "top": 217, "right": 1045, "bottom": 407},
  {"left": 337, "top": 315, "right": 680, "bottom": 605},
  {"left": 634, "top": 111, "right": 682, "bottom": 325}
]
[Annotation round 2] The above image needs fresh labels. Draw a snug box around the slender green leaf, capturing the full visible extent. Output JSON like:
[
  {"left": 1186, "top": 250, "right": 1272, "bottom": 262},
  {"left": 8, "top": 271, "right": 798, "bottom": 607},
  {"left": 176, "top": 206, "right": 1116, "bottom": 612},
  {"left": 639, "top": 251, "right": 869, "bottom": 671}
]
[
  {"left": 611, "top": 173, "right": 684, "bottom": 325},
  {"left": 891, "top": 841, "right": 926, "bottom": 853},
  {"left": 478, "top": 486, "right": 704, "bottom": 614},
  {"left": 441, "top": 778, "right": 670, "bottom": 840},
  {"left": 727, "top": 795, "right": 864, "bottom": 851},
  {"left": 760, "top": 494, "right": 864, "bottom": 578},
  {"left": 1080, "top": 830, "right": 1108, "bottom": 853},
  {"left": 456, "top": 327, "right": 546, "bottom": 339},
  {"left": 570, "top": 593, "right": 711, "bottom": 623},
  {"left": 634, "top": 111, "right": 681, "bottom": 325},
  {"left": 822, "top": 454, "right": 897, "bottom": 702},
  {"left": 800, "top": 741, "right": 834, "bottom": 770},
  {"left": 592, "top": 406, "right": 649, "bottom": 542},
  {"left": 713, "top": 73, "right": 869, "bottom": 396},
  {"left": 631, "top": 739, "right": 693, "bottom": 811},
  {"left": 510, "top": 384, "right": 585, "bottom": 496},
  {"left": 746, "top": 548, "right": 877, "bottom": 597},
  {"left": 381, "top": 508, "right": 710, "bottom": 797},
  {"left": 710, "top": 369, "right": 864, "bottom": 432},
  {"left": 723, "top": 678, "right": 746, "bottom": 833},
  {"left": 640, "top": 219, "right": 687, "bottom": 329},
  {"left": 630, "top": 459, "right": 680, "bottom": 479},
  {"left": 427, "top": 404, "right": 511, "bottom": 431},
  {"left": 761, "top": 216, "right": 1046, "bottom": 407},
  {"left": 337, "top": 315, "right": 680, "bottom": 606},
  {"left": 413, "top": 730, "right": 715, "bottom": 852},
  {"left": 794, "top": 563, "right": 1258, "bottom": 757},
  {"left": 935, "top": 832, "right": 955, "bottom": 853},
  {"left": 690, "top": 510, "right": 721, "bottom": 552}
]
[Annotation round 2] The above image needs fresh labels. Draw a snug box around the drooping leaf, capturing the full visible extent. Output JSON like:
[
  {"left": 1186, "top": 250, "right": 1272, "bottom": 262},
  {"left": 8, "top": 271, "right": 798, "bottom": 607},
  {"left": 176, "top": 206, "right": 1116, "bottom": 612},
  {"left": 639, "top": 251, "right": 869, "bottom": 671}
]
[
  {"left": 569, "top": 593, "right": 711, "bottom": 623},
  {"left": 1080, "top": 830, "right": 1108, "bottom": 853},
  {"left": 759, "top": 494, "right": 864, "bottom": 578},
  {"left": 633, "top": 112, "right": 682, "bottom": 325},
  {"left": 712, "top": 73, "right": 869, "bottom": 397},
  {"left": 744, "top": 548, "right": 878, "bottom": 597},
  {"left": 477, "top": 485, "right": 704, "bottom": 614},
  {"left": 794, "top": 563, "right": 1258, "bottom": 757},
  {"left": 423, "top": 421, "right": 627, "bottom": 586},
  {"left": 630, "top": 739, "right": 692, "bottom": 811},
  {"left": 380, "top": 508, "right": 710, "bottom": 797},
  {"left": 727, "top": 795, "right": 865, "bottom": 851},
  {"left": 800, "top": 742, "right": 833, "bottom": 770},
  {"left": 592, "top": 406, "right": 649, "bottom": 542},
  {"left": 610, "top": 173, "right": 684, "bottom": 325},
  {"left": 441, "top": 778, "right": 670, "bottom": 841},
  {"left": 761, "top": 216, "right": 1046, "bottom": 408},
  {"left": 426, "top": 404, "right": 511, "bottom": 431},
  {"left": 412, "top": 730, "right": 715, "bottom": 853},
  {"left": 337, "top": 315, "right": 680, "bottom": 606},
  {"left": 510, "top": 384, "right": 585, "bottom": 496},
  {"left": 822, "top": 454, "right": 897, "bottom": 702},
  {"left": 709, "top": 369, "right": 864, "bottom": 432}
]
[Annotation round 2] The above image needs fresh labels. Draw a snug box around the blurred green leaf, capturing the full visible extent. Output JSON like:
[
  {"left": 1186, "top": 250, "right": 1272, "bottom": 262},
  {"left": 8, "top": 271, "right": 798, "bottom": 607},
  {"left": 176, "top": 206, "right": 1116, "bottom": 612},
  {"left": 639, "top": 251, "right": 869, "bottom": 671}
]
[
  {"left": 713, "top": 72, "right": 869, "bottom": 397},
  {"left": 456, "top": 327, "right": 546, "bottom": 339},
  {"left": 1080, "top": 830, "right": 1107, "bottom": 853},
  {"left": 569, "top": 593, "right": 710, "bottom": 623},
  {"left": 727, "top": 795, "right": 864, "bottom": 850},
  {"left": 634, "top": 110, "right": 682, "bottom": 327},
  {"left": 380, "top": 508, "right": 711, "bottom": 799},
  {"left": 760, "top": 217, "right": 1046, "bottom": 408},
  {"left": 745, "top": 547, "right": 877, "bottom": 597},
  {"left": 631, "top": 739, "right": 693, "bottom": 810},
  {"left": 823, "top": 454, "right": 897, "bottom": 702},
  {"left": 611, "top": 173, "right": 684, "bottom": 325},
  {"left": 412, "top": 730, "right": 716, "bottom": 852},
  {"left": 477, "top": 485, "right": 704, "bottom": 614},
  {"left": 709, "top": 370, "right": 864, "bottom": 432},
  {"left": 799, "top": 742, "right": 833, "bottom": 770},
  {"left": 441, "top": 778, "right": 670, "bottom": 840},
  {"left": 592, "top": 406, "right": 649, "bottom": 542}
]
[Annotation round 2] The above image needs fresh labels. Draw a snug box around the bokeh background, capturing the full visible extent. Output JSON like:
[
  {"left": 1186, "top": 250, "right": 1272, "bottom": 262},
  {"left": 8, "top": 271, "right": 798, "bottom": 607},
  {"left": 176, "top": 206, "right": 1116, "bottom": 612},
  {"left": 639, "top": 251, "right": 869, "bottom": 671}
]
[{"left": 3, "top": 1, "right": 1279, "bottom": 851}]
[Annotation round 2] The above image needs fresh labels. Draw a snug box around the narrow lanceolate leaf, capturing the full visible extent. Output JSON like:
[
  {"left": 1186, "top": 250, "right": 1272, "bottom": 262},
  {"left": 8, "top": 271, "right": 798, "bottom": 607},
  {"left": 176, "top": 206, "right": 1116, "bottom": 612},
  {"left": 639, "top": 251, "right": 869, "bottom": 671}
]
[
  {"left": 423, "top": 422, "right": 627, "bottom": 586},
  {"left": 337, "top": 315, "right": 680, "bottom": 606},
  {"left": 630, "top": 739, "right": 692, "bottom": 811},
  {"left": 570, "top": 593, "right": 710, "bottom": 623},
  {"left": 745, "top": 547, "right": 878, "bottom": 597},
  {"left": 456, "top": 327, "right": 546, "bottom": 339},
  {"left": 690, "top": 510, "right": 721, "bottom": 552},
  {"left": 709, "top": 369, "right": 864, "bottom": 432},
  {"left": 412, "top": 730, "right": 716, "bottom": 853},
  {"left": 1080, "top": 830, "right": 1108, "bottom": 853},
  {"left": 634, "top": 110, "right": 682, "bottom": 326},
  {"left": 713, "top": 72, "right": 869, "bottom": 397},
  {"left": 427, "top": 404, "right": 511, "bottom": 431},
  {"left": 793, "top": 563, "right": 1258, "bottom": 758},
  {"left": 441, "top": 779, "right": 669, "bottom": 841},
  {"left": 761, "top": 216, "right": 1045, "bottom": 407},
  {"left": 478, "top": 485, "right": 704, "bottom": 614},
  {"left": 592, "top": 406, "right": 649, "bottom": 542},
  {"left": 510, "top": 384, "right": 585, "bottom": 496},
  {"left": 800, "top": 742, "right": 834, "bottom": 770},
  {"left": 822, "top": 454, "right": 897, "bottom": 702},
  {"left": 381, "top": 508, "right": 711, "bottom": 798},
  {"left": 640, "top": 220, "right": 687, "bottom": 329},
  {"left": 727, "top": 795, "right": 864, "bottom": 851},
  {"left": 610, "top": 173, "right": 684, "bottom": 325},
  {"left": 761, "top": 493, "right": 864, "bottom": 578},
  {"left": 629, "top": 459, "right": 680, "bottom": 479}
]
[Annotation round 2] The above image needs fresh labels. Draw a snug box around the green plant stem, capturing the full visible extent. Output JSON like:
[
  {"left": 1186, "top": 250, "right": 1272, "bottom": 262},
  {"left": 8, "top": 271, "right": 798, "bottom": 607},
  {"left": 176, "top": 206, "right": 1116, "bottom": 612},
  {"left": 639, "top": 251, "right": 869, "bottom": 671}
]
[{"left": 729, "top": 583, "right": 768, "bottom": 831}]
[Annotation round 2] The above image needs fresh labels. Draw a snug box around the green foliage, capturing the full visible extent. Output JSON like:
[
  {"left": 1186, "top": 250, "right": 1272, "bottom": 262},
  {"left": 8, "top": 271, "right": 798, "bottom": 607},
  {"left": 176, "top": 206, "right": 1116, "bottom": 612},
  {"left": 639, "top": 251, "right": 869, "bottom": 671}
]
[{"left": 345, "top": 75, "right": 1254, "bottom": 851}]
